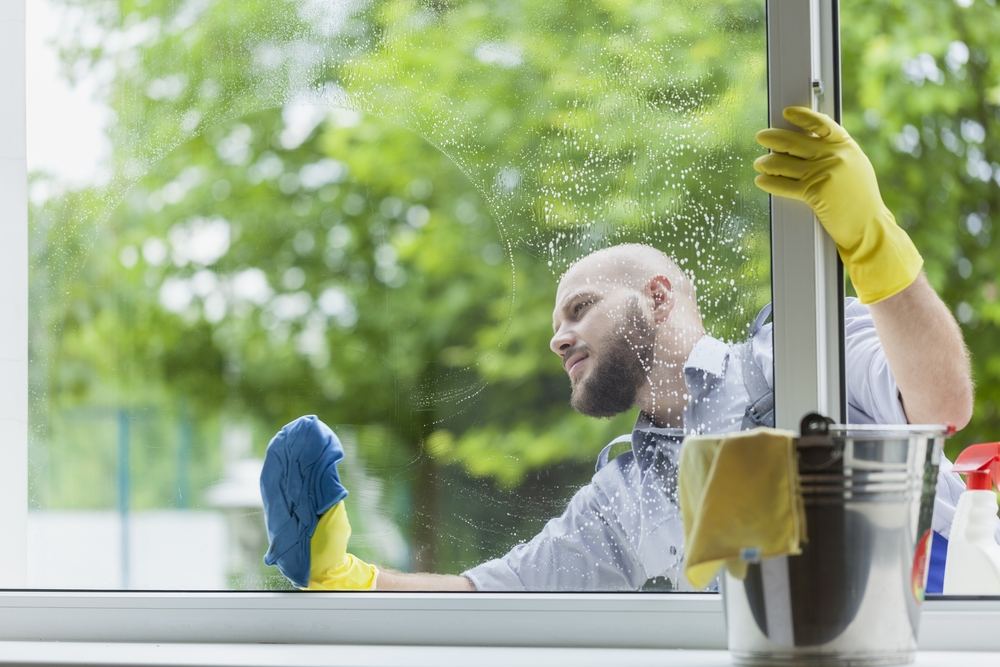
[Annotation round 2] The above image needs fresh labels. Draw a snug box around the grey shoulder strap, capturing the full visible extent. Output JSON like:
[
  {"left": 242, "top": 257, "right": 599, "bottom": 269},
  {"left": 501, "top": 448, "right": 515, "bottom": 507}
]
[
  {"left": 741, "top": 303, "right": 775, "bottom": 429},
  {"left": 750, "top": 302, "right": 772, "bottom": 337},
  {"left": 595, "top": 434, "right": 634, "bottom": 472}
]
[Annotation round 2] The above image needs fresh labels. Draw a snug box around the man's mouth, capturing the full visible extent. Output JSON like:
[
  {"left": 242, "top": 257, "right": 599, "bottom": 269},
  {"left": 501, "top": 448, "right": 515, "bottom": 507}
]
[{"left": 565, "top": 353, "right": 589, "bottom": 379}]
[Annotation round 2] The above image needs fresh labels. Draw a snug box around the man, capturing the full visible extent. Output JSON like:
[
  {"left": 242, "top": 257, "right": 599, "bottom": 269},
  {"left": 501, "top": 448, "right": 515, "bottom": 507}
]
[{"left": 260, "top": 107, "right": 992, "bottom": 592}]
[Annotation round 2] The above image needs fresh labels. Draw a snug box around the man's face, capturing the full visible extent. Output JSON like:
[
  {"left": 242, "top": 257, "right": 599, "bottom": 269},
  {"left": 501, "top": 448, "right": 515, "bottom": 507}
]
[{"left": 550, "top": 278, "right": 655, "bottom": 418}]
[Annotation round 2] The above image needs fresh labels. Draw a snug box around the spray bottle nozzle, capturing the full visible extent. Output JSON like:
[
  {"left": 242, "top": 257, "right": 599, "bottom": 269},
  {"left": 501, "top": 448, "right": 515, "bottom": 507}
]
[{"left": 953, "top": 443, "right": 1000, "bottom": 491}]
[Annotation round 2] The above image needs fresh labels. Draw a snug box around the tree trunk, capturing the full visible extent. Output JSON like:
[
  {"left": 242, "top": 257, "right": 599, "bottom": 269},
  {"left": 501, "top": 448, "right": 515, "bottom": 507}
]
[{"left": 411, "top": 445, "right": 439, "bottom": 571}]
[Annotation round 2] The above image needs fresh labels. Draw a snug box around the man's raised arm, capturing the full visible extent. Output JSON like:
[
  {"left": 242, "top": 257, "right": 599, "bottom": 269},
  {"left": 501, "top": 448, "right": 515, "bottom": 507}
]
[
  {"left": 754, "top": 107, "right": 972, "bottom": 430},
  {"left": 867, "top": 274, "right": 972, "bottom": 429}
]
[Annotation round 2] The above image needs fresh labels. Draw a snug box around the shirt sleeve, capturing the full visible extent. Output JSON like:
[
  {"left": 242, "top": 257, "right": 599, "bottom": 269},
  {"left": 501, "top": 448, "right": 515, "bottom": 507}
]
[
  {"left": 462, "top": 461, "right": 646, "bottom": 591},
  {"left": 841, "top": 298, "right": 909, "bottom": 424},
  {"left": 750, "top": 299, "right": 908, "bottom": 423}
]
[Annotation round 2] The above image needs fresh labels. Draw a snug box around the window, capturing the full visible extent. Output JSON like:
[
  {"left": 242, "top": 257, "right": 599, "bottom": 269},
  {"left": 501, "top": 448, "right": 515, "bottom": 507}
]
[
  {"left": 3, "top": 0, "right": 1000, "bottom": 652},
  {"left": 22, "top": 0, "right": 768, "bottom": 592}
]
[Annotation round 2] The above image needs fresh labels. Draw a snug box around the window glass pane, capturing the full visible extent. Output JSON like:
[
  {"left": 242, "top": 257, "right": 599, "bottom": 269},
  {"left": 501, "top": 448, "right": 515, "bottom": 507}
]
[
  {"left": 840, "top": 1, "right": 1000, "bottom": 598},
  {"left": 27, "top": 0, "right": 768, "bottom": 590},
  {"left": 841, "top": 0, "right": 998, "bottom": 455}
]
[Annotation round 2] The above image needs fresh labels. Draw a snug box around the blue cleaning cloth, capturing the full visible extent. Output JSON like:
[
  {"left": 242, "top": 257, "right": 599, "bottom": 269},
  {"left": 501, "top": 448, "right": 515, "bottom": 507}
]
[{"left": 261, "top": 415, "right": 349, "bottom": 588}]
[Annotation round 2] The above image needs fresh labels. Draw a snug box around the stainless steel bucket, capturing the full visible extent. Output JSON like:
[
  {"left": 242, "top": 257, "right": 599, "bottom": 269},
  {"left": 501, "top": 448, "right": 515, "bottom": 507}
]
[{"left": 723, "top": 415, "right": 948, "bottom": 666}]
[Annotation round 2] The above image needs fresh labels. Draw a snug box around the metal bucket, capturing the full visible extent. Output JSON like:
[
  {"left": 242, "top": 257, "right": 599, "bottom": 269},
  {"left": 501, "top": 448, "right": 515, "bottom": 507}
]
[{"left": 723, "top": 415, "right": 948, "bottom": 666}]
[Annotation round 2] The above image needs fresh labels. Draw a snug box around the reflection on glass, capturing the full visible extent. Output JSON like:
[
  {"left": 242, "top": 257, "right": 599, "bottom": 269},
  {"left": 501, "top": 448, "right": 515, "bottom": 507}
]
[{"left": 27, "top": 0, "right": 768, "bottom": 590}]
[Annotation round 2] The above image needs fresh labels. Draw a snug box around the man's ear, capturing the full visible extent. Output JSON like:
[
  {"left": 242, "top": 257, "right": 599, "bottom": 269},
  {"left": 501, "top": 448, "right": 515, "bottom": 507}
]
[{"left": 646, "top": 275, "right": 674, "bottom": 323}]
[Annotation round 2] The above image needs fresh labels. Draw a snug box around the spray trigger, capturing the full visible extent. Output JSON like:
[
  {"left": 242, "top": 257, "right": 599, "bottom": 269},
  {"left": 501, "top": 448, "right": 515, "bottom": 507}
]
[{"left": 952, "top": 443, "right": 1000, "bottom": 492}]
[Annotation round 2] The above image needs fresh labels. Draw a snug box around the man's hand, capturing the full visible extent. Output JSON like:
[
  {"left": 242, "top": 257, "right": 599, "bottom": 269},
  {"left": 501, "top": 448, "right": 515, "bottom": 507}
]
[
  {"left": 305, "top": 501, "right": 378, "bottom": 590},
  {"left": 753, "top": 106, "right": 923, "bottom": 304}
]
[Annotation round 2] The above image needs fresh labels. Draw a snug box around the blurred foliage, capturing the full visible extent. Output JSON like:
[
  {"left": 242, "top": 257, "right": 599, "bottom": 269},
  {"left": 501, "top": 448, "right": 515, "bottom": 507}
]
[{"left": 27, "top": 0, "right": 999, "bottom": 579}]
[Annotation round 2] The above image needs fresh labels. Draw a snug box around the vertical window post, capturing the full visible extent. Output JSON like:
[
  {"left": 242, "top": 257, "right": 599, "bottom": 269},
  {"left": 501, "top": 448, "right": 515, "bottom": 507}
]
[
  {"left": 767, "top": 0, "right": 845, "bottom": 429},
  {"left": 0, "top": 0, "right": 28, "bottom": 588}
]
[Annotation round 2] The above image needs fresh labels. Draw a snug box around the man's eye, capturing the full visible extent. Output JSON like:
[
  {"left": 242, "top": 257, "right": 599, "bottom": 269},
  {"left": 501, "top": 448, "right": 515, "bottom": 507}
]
[{"left": 573, "top": 300, "right": 591, "bottom": 317}]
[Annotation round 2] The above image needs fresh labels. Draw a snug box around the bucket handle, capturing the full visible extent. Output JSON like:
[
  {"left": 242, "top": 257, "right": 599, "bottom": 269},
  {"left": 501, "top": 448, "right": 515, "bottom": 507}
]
[{"left": 796, "top": 412, "right": 844, "bottom": 471}]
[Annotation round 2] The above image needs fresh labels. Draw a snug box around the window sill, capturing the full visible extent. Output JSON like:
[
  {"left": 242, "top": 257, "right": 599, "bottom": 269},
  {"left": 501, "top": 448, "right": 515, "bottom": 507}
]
[
  {"left": 1, "top": 642, "right": 999, "bottom": 667},
  {"left": 2, "top": 592, "right": 1000, "bottom": 652}
]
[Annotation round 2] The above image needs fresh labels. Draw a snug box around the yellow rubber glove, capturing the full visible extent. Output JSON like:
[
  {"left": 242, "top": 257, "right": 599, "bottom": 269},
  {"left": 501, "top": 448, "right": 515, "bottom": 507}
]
[
  {"left": 754, "top": 106, "right": 923, "bottom": 304},
  {"left": 304, "top": 501, "right": 379, "bottom": 590}
]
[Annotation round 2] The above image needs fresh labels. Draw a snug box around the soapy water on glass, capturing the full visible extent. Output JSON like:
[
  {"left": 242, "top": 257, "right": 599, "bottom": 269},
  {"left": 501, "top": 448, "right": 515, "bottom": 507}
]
[{"left": 40, "top": 0, "right": 767, "bottom": 587}]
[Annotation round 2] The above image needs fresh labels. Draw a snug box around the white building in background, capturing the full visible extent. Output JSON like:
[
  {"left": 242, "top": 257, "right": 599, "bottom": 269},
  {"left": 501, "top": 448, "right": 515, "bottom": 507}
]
[{"left": 27, "top": 511, "right": 228, "bottom": 590}]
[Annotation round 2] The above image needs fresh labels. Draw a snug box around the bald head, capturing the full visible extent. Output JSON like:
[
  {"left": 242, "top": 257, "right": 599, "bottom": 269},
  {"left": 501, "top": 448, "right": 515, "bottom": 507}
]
[{"left": 557, "top": 243, "right": 695, "bottom": 305}]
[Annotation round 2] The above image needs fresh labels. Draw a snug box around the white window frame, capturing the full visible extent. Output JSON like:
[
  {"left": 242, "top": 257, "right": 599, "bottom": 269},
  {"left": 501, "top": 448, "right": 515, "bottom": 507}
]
[
  {"left": 0, "top": 0, "right": 28, "bottom": 592},
  {"left": 768, "top": 0, "right": 845, "bottom": 428},
  {"left": 0, "top": 592, "right": 999, "bottom": 651},
  {"left": 2, "top": 0, "right": 999, "bottom": 654}
]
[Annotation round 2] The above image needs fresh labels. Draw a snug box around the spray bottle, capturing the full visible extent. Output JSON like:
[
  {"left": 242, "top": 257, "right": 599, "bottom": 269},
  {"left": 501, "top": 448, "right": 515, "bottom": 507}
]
[{"left": 942, "top": 442, "right": 1000, "bottom": 595}]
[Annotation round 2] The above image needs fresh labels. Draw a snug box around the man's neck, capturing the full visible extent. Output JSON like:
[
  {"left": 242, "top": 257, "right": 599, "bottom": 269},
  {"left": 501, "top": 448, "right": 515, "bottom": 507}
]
[{"left": 636, "top": 321, "right": 706, "bottom": 428}]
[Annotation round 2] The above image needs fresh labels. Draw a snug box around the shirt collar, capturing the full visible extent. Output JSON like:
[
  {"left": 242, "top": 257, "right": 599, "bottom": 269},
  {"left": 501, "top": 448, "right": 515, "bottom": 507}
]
[
  {"left": 683, "top": 334, "right": 731, "bottom": 379},
  {"left": 628, "top": 335, "right": 730, "bottom": 449},
  {"left": 632, "top": 411, "right": 684, "bottom": 437},
  {"left": 629, "top": 412, "right": 685, "bottom": 473}
]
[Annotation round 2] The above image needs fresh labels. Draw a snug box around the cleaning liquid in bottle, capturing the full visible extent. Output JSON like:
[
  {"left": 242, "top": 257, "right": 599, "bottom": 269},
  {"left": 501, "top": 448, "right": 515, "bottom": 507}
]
[{"left": 942, "top": 442, "right": 1000, "bottom": 595}]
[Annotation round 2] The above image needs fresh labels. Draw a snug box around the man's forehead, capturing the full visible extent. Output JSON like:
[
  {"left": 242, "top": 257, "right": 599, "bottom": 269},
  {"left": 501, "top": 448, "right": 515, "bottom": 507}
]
[{"left": 556, "top": 257, "right": 627, "bottom": 300}]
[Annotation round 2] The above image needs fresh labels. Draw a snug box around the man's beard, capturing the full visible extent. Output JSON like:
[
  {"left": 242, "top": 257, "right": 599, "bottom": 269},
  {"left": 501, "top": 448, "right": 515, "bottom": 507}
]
[{"left": 570, "top": 300, "right": 654, "bottom": 418}]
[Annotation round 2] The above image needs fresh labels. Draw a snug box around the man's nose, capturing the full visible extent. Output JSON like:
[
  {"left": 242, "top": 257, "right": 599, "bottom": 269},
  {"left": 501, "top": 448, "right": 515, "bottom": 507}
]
[{"left": 549, "top": 328, "right": 576, "bottom": 357}]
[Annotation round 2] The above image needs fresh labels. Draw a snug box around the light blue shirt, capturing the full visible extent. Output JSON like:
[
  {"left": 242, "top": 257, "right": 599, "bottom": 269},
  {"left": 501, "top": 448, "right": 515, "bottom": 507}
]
[{"left": 463, "top": 299, "right": 992, "bottom": 591}]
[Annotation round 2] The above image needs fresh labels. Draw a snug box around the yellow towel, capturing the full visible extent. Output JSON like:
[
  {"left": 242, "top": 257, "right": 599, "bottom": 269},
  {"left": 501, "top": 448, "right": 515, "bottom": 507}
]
[{"left": 679, "top": 428, "right": 806, "bottom": 589}]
